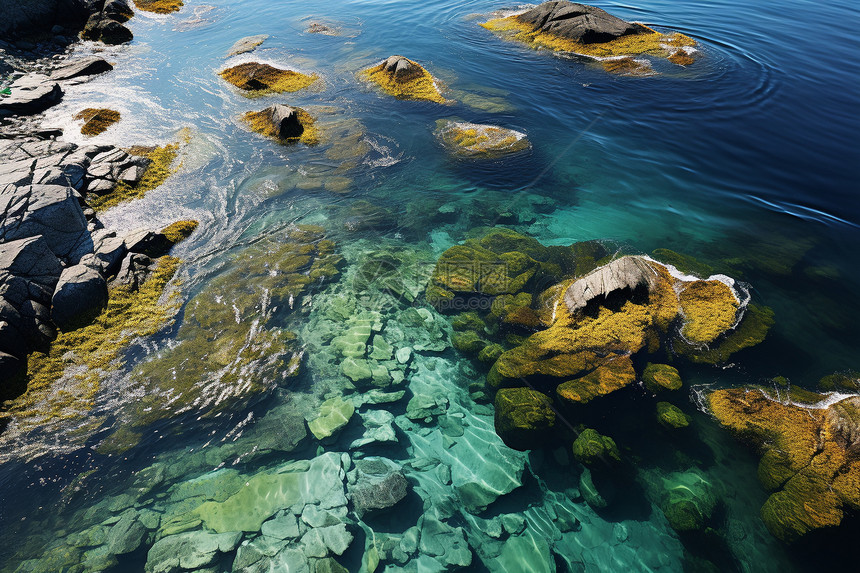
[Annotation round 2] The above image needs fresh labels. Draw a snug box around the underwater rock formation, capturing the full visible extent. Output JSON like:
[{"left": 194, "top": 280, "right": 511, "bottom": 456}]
[
  {"left": 494, "top": 387, "right": 556, "bottom": 450},
  {"left": 435, "top": 120, "right": 530, "bottom": 159},
  {"left": 481, "top": 1, "right": 697, "bottom": 68},
  {"left": 642, "top": 363, "right": 683, "bottom": 393},
  {"left": 219, "top": 62, "right": 319, "bottom": 95},
  {"left": 427, "top": 228, "right": 771, "bottom": 451},
  {"left": 708, "top": 387, "right": 860, "bottom": 543},
  {"left": 359, "top": 56, "right": 445, "bottom": 103},
  {"left": 226, "top": 34, "right": 267, "bottom": 57}
]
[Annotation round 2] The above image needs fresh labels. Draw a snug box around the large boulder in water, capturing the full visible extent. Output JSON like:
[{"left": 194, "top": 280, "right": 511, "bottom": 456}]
[{"left": 516, "top": 1, "right": 647, "bottom": 44}]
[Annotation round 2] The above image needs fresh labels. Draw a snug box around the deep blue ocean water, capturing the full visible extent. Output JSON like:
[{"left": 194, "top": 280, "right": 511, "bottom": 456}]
[{"left": 1, "top": 1, "right": 859, "bottom": 571}]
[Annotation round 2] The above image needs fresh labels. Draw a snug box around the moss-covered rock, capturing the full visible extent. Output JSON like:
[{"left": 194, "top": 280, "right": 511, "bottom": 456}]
[
  {"left": 818, "top": 371, "right": 860, "bottom": 393},
  {"left": 707, "top": 387, "right": 860, "bottom": 542},
  {"left": 658, "top": 469, "right": 718, "bottom": 532},
  {"left": 452, "top": 330, "right": 487, "bottom": 354},
  {"left": 359, "top": 56, "right": 445, "bottom": 103},
  {"left": 494, "top": 387, "right": 556, "bottom": 450},
  {"left": 572, "top": 428, "right": 621, "bottom": 466},
  {"left": 643, "top": 363, "right": 682, "bottom": 392},
  {"left": 219, "top": 62, "right": 319, "bottom": 95},
  {"left": 435, "top": 120, "right": 530, "bottom": 158},
  {"left": 678, "top": 279, "right": 739, "bottom": 345},
  {"left": 651, "top": 248, "right": 714, "bottom": 278},
  {"left": 243, "top": 105, "right": 319, "bottom": 146},
  {"left": 677, "top": 304, "right": 774, "bottom": 364},
  {"left": 556, "top": 355, "right": 636, "bottom": 405},
  {"left": 656, "top": 402, "right": 690, "bottom": 429}
]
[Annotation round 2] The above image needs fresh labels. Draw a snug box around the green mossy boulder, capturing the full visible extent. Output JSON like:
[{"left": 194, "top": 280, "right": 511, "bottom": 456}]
[
  {"left": 494, "top": 387, "right": 556, "bottom": 450},
  {"left": 571, "top": 428, "right": 621, "bottom": 467},
  {"left": 452, "top": 330, "right": 487, "bottom": 354},
  {"left": 658, "top": 469, "right": 718, "bottom": 532},
  {"left": 643, "top": 363, "right": 683, "bottom": 393},
  {"left": 656, "top": 402, "right": 691, "bottom": 429}
]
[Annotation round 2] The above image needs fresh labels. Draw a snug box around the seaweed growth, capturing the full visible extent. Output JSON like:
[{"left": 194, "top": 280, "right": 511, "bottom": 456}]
[
  {"left": 74, "top": 108, "right": 121, "bottom": 136},
  {"left": 133, "top": 0, "right": 184, "bottom": 14},
  {"left": 219, "top": 63, "right": 319, "bottom": 96},
  {"left": 89, "top": 143, "right": 179, "bottom": 211},
  {"left": 359, "top": 56, "right": 446, "bottom": 103}
]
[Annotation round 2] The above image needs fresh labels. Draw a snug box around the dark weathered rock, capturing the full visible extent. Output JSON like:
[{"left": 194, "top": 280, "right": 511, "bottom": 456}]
[
  {"left": 268, "top": 104, "right": 304, "bottom": 139},
  {"left": 381, "top": 55, "right": 423, "bottom": 81},
  {"left": 0, "top": 75, "right": 63, "bottom": 117},
  {"left": 114, "top": 252, "right": 154, "bottom": 290},
  {"left": 0, "top": 351, "right": 27, "bottom": 401},
  {"left": 0, "top": 236, "right": 63, "bottom": 358},
  {"left": 0, "top": 184, "right": 92, "bottom": 264},
  {"left": 102, "top": 0, "right": 134, "bottom": 23},
  {"left": 516, "top": 1, "right": 647, "bottom": 44},
  {"left": 0, "top": 0, "right": 91, "bottom": 38},
  {"left": 51, "top": 264, "right": 108, "bottom": 331},
  {"left": 82, "top": 12, "right": 133, "bottom": 44},
  {"left": 50, "top": 57, "right": 114, "bottom": 81}
]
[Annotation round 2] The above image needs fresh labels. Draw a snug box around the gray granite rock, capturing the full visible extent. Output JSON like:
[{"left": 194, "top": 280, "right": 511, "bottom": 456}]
[
  {"left": 51, "top": 263, "right": 108, "bottom": 331},
  {"left": 348, "top": 457, "right": 408, "bottom": 514},
  {"left": 49, "top": 56, "right": 113, "bottom": 81},
  {"left": 0, "top": 75, "right": 63, "bottom": 117}
]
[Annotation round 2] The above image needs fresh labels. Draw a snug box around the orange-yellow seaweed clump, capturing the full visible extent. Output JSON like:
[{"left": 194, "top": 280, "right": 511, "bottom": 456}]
[
  {"left": 75, "top": 108, "right": 121, "bottom": 136},
  {"left": 359, "top": 56, "right": 446, "bottom": 103},
  {"left": 678, "top": 279, "right": 739, "bottom": 345},
  {"left": 219, "top": 62, "right": 319, "bottom": 95},
  {"left": 134, "top": 0, "right": 183, "bottom": 14},
  {"left": 708, "top": 388, "right": 860, "bottom": 542}
]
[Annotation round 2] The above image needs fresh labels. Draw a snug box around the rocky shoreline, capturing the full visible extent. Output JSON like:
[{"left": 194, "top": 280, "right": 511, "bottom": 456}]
[{"left": 0, "top": 0, "right": 194, "bottom": 399}]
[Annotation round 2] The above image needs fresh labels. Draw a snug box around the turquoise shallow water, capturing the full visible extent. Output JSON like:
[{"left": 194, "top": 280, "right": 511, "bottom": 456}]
[{"left": 1, "top": 0, "right": 859, "bottom": 571}]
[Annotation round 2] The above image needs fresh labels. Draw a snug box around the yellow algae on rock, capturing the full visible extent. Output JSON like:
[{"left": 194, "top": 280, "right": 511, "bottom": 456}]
[
  {"left": 556, "top": 355, "right": 636, "bottom": 405},
  {"left": 435, "top": 120, "right": 530, "bottom": 158},
  {"left": 601, "top": 57, "right": 655, "bottom": 77},
  {"left": 359, "top": 56, "right": 446, "bottom": 103},
  {"left": 74, "top": 108, "right": 121, "bottom": 136},
  {"left": 89, "top": 142, "right": 180, "bottom": 211},
  {"left": 707, "top": 388, "right": 860, "bottom": 542},
  {"left": 678, "top": 279, "right": 739, "bottom": 345},
  {"left": 7, "top": 256, "right": 183, "bottom": 429},
  {"left": 480, "top": 12, "right": 695, "bottom": 65},
  {"left": 219, "top": 62, "right": 319, "bottom": 95},
  {"left": 134, "top": 0, "right": 183, "bottom": 14},
  {"left": 243, "top": 105, "right": 320, "bottom": 146}
]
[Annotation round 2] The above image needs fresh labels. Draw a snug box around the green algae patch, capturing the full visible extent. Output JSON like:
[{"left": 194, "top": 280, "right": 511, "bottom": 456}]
[
  {"left": 243, "top": 106, "right": 320, "bottom": 146},
  {"left": 359, "top": 56, "right": 446, "bottom": 103},
  {"left": 707, "top": 388, "right": 860, "bottom": 542},
  {"left": 572, "top": 428, "right": 621, "bottom": 466},
  {"left": 494, "top": 387, "right": 556, "bottom": 450},
  {"left": 74, "top": 108, "right": 121, "bottom": 136},
  {"left": 480, "top": 15, "right": 696, "bottom": 65},
  {"left": 643, "top": 363, "right": 683, "bottom": 393},
  {"left": 656, "top": 401, "right": 691, "bottom": 429},
  {"left": 219, "top": 62, "right": 319, "bottom": 95},
  {"left": 102, "top": 226, "right": 343, "bottom": 444},
  {"left": 89, "top": 143, "right": 180, "bottom": 212},
  {"left": 134, "top": 0, "right": 183, "bottom": 14},
  {"left": 6, "top": 256, "right": 183, "bottom": 427}
]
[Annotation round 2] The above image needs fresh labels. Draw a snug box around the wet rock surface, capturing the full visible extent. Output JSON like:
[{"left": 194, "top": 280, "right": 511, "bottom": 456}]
[{"left": 516, "top": 1, "right": 648, "bottom": 45}]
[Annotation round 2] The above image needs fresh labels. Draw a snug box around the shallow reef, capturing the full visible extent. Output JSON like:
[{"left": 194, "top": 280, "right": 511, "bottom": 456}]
[
  {"left": 707, "top": 386, "right": 860, "bottom": 543},
  {"left": 359, "top": 56, "right": 446, "bottom": 103}
]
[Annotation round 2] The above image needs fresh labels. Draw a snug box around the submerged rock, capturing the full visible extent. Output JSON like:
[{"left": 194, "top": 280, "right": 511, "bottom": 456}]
[
  {"left": 348, "top": 457, "right": 408, "bottom": 514},
  {"left": 134, "top": 0, "right": 184, "bottom": 14},
  {"left": 494, "top": 387, "right": 556, "bottom": 450},
  {"left": 360, "top": 56, "right": 445, "bottom": 103},
  {"left": 226, "top": 34, "right": 268, "bottom": 56},
  {"left": 708, "top": 387, "right": 860, "bottom": 542},
  {"left": 308, "top": 396, "right": 355, "bottom": 441},
  {"left": 572, "top": 428, "right": 621, "bottom": 466},
  {"left": 656, "top": 469, "right": 718, "bottom": 532},
  {"left": 642, "top": 363, "right": 682, "bottom": 393},
  {"left": 435, "top": 120, "right": 530, "bottom": 159}
]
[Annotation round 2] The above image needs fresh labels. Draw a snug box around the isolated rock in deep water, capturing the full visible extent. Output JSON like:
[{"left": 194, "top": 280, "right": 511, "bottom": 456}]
[{"left": 517, "top": 1, "right": 648, "bottom": 44}]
